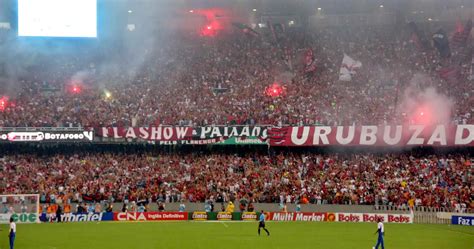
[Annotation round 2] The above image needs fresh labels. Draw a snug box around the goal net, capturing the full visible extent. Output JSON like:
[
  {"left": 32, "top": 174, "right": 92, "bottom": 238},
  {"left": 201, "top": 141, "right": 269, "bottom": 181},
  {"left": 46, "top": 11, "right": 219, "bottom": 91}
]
[{"left": 0, "top": 194, "right": 40, "bottom": 224}]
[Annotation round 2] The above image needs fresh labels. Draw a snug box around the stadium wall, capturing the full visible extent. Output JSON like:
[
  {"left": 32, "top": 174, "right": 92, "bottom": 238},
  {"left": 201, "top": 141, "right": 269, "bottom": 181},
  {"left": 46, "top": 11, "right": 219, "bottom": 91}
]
[
  {"left": 118, "top": 203, "right": 467, "bottom": 214},
  {"left": 34, "top": 210, "right": 472, "bottom": 225},
  {"left": 24, "top": 204, "right": 473, "bottom": 224},
  {"left": 36, "top": 211, "right": 413, "bottom": 223},
  {"left": 413, "top": 212, "right": 474, "bottom": 225},
  {"left": 108, "top": 203, "right": 411, "bottom": 214}
]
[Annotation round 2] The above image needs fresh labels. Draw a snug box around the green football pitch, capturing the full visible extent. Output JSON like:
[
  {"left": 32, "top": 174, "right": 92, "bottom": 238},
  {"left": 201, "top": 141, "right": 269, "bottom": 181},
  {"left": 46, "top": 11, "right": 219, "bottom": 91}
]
[{"left": 1, "top": 222, "right": 473, "bottom": 249}]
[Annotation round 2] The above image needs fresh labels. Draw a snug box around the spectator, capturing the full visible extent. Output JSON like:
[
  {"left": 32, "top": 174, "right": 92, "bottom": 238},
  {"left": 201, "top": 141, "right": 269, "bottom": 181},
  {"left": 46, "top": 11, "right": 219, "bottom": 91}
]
[
  {"left": 179, "top": 201, "right": 186, "bottom": 212},
  {"left": 226, "top": 201, "right": 235, "bottom": 213},
  {"left": 0, "top": 24, "right": 471, "bottom": 127},
  {"left": 0, "top": 151, "right": 471, "bottom": 212},
  {"left": 56, "top": 205, "right": 62, "bottom": 222}
]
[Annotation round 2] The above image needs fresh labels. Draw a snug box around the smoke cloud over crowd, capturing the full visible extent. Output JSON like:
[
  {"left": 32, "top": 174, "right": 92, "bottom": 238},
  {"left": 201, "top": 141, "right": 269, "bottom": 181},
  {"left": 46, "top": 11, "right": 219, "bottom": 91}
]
[{"left": 398, "top": 74, "right": 455, "bottom": 125}]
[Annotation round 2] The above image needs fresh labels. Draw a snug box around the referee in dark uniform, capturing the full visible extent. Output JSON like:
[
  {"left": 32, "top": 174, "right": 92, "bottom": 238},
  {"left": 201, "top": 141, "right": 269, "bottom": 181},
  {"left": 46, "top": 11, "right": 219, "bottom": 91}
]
[{"left": 258, "top": 210, "right": 270, "bottom": 236}]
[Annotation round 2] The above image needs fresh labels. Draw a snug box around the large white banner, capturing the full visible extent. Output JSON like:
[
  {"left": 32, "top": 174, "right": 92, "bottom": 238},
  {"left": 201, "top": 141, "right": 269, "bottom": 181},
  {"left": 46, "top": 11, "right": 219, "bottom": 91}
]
[{"left": 269, "top": 125, "right": 474, "bottom": 147}]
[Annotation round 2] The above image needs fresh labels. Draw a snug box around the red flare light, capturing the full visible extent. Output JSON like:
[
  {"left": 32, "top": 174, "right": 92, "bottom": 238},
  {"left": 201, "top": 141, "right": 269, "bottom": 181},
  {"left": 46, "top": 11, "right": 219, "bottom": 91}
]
[
  {"left": 201, "top": 23, "right": 219, "bottom": 37},
  {"left": 412, "top": 106, "right": 433, "bottom": 124},
  {"left": 0, "top": 96, "right": 8, "bottom": 111},
  {"left": 265, "top": 83, "right": 285, "bottom": 97},
  {"left": 72, "top": 86, "right": 81, "bottom": 94}
]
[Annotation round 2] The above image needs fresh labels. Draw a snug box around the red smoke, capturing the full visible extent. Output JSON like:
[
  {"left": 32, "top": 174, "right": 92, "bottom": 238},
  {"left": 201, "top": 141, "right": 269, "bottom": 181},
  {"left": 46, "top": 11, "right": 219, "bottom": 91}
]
[
  {"left": 398, "top": 86, "right": 454, "bottom": 125},
  {"left": 412, "top": 106, "right": 433, "bottom": 124},
  {"left": 191, "top": 8, "right": 224, "bottom": 37},
  {"left": 0, "top": 96, "right": 7, "bottom": 111}
]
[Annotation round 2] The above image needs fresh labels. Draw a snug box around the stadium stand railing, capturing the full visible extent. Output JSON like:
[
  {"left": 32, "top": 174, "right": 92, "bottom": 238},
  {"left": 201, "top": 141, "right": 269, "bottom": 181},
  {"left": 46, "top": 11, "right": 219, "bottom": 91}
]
[{"left": 0, "top": 127, "right": 84, "bottom": 132}]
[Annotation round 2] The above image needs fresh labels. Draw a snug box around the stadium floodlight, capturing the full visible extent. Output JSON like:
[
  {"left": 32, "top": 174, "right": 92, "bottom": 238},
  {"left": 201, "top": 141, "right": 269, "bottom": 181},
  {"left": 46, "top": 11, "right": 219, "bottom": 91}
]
[
  {"left": 127, "top": 24, "right": 136, "bottom": 31},
  {"left": 0, "top": 194, "right": 40, "bottom": 224},
  {"left": 0, "top": 22, "right": 11, "bottom": 30}
]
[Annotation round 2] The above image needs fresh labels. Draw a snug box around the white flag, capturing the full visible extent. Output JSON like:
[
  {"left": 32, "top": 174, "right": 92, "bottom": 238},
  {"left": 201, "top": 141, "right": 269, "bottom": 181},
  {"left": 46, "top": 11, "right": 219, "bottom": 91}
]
[
  {"left": 469, "top": 57, "right": 474, "bottom": 81},
  {"left": 339, "top": 54, "right": 362, "bottom": 81}
]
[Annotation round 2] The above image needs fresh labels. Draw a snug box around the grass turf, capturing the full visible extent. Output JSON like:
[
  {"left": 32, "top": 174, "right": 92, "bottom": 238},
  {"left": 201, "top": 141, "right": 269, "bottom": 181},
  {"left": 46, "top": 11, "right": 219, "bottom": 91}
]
[{"left": 1, "top": 221, "right": 473, "bottom": 249}]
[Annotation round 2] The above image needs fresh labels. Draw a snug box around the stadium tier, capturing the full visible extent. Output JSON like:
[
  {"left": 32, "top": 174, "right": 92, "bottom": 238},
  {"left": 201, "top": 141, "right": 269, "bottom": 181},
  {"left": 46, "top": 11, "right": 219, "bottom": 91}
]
[
  {"left": 0, "top": 152, "right": 472, "bottom": 211},
  {"left": 0, "top": 0, "right": 473, "bottom": 248},
  {"left": 0, "top": 21, "right": 473, "bottom": 127}
]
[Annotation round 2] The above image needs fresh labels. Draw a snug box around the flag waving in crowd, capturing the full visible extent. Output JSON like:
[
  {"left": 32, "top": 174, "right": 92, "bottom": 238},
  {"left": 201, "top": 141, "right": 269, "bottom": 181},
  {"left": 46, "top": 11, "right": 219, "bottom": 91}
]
[
  {"left": 304, "top": 48, "right": 317, "bottom": 75},
  {"left": 469, "top": 57, "right": 474, "bottom": 81},
  {"left": 438, "top": 65, "right": 460, "bottom": 84},
  {"left": 450, "top": 19, "right": 473, "bottom": 63},
  {"left": 231, "top": 22, "right": 260, "bottom": 37},
  {"left": 407, "top": 21, "right": 430, "bottom": 50},
  {"left": 451, "top": 19, "right": 472, "bottom": 49},
  {"left": 339, "top": 54, "right": 362, "bottom": 81},
  {"left": 433, "top": 28, "right": 451, "bottom": 58}
]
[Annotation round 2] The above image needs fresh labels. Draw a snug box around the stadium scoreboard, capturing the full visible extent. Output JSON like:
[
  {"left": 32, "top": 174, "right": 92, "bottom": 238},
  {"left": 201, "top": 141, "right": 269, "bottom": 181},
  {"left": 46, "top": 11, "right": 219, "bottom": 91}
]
[{"left": 18, "top": 0, "right": 97, "bottom": 38}]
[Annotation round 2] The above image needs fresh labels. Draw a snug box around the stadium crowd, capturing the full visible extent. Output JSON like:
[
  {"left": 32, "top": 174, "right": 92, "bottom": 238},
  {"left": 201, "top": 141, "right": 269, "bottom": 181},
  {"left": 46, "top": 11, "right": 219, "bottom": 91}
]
[
  {"left": 0, "top": 23, "right": 472, "bottom": 127},
  {"left": 0, "top": 152, "right": 472, "bottom": 211},
  {"left": 0, "top": 17, "right": 472, "bottom": 216}
]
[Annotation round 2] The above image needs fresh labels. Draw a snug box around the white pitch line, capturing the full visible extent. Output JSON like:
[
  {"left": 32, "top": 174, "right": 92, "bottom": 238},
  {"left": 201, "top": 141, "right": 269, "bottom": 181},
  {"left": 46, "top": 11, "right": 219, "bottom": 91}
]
[{"left": 221, "top": 222, "right": 229, "bottom": 228}]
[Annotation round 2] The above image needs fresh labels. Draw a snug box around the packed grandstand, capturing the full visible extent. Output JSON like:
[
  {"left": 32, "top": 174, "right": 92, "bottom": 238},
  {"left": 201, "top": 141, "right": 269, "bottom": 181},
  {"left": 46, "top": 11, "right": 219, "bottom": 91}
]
[
  {"left": 0, "top": 23, "right": 473, "bottom": 127},
  {"left": 0, "top": 0, "right": 472, "bottom": 220},
  {"left": 1, "top": 152, "right": 472, "bottom": 212}
]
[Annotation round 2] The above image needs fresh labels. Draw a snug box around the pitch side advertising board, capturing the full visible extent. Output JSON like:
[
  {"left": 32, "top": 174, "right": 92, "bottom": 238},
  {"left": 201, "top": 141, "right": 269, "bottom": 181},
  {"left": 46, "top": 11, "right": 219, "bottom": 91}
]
[
  {"left": 217, "top": 212, "right": 233, "bottom": 221},
  {"left": 265, "top": 212, "right": 412, "bottom": 223},
  {"left": 39, "top": 212, "right": 113, "bottom": 222},
  {"left": 336, "top": 213, "right": 413, "bottom": 223},
  {"left": 192, "top": 212, "right": 208, "bottom": 221},
  {"left": 241, "top": 212, "right": 258, "bottom": 221},
  {"left": 0, "top": 213, "right": 38, "bottom": 223},
  {"left": 10, "top": 211, "right": 414, "bottom": 224},
  {"left": 451, "top": 216, "right": 474, "bottom": 226},
  {"left": 113, "top": 212, "right": 188, "bottom": 221},
  {"left": 265, "top": 212, "right": 328, "bottom": 222}
]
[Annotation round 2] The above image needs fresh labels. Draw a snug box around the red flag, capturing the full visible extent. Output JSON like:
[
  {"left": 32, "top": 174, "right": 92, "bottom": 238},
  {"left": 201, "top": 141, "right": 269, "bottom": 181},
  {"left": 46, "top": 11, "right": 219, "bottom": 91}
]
[
  {"left": 304, "top": 49, "right": 317, "bottom": 74},
  {"left": 455, "top": 20, "right": 464, "bottom": 33},
  {"left": 452, "top": 20, "right": 472, "bottom": 48},
  {"left": 438, "top": 66, "right": 460, "bottom": 83}
]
